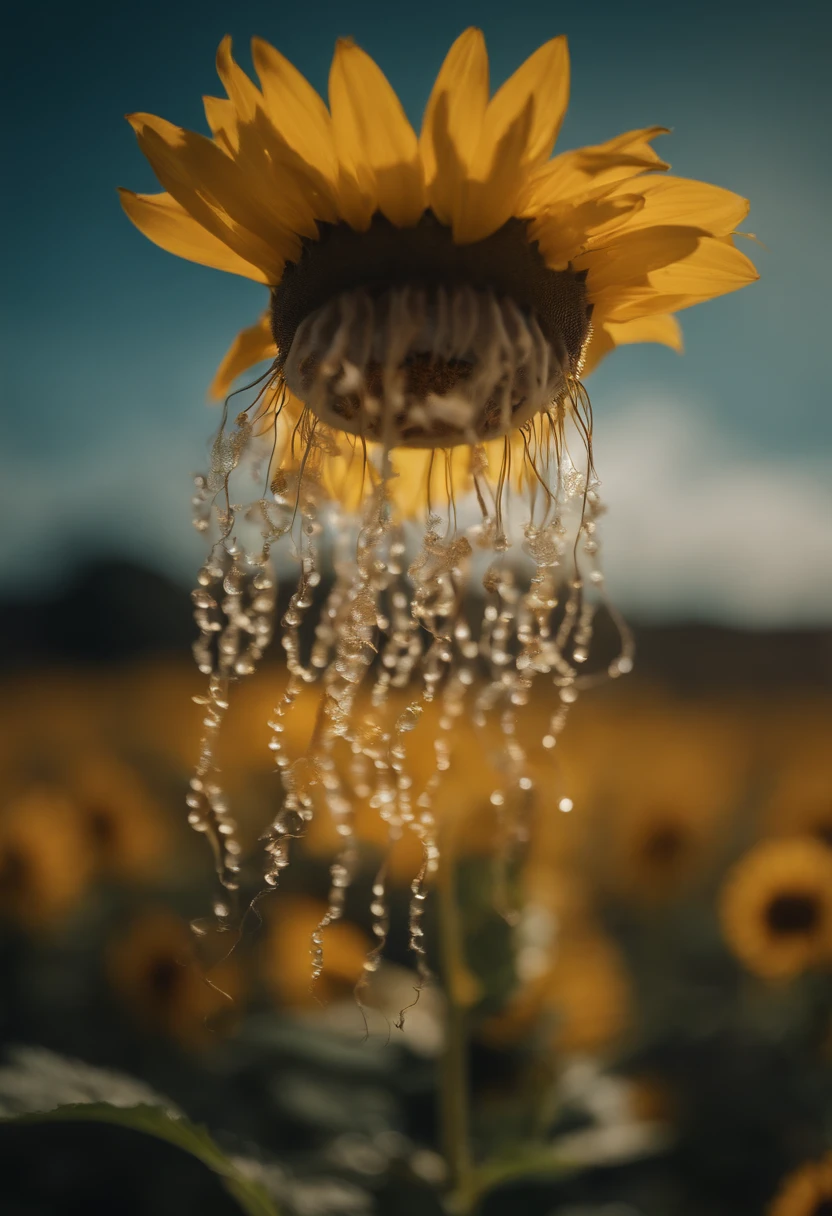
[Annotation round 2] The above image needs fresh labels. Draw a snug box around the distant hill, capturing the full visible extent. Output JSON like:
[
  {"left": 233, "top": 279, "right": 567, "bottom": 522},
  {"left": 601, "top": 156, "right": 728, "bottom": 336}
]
[{"left": 0, "top": 559, "right": 829, "bottom": 690}]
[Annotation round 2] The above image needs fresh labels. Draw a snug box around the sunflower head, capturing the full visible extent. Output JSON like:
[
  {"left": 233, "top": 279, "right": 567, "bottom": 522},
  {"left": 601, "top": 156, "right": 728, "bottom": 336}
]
[
  {"left": 107, "top": 908, "right": 243, "bottom": 1046},
  {"left": 0, "top": 789, "right": 92, "bottom": 931},
  {"left": 769, "top": 1155, "right": 832, "bottom": 1216},
  {"left": 122, "top": 27, "right": 757, "bottom": 471},
  {"left": 720, "top": 838, "right": 832, "bottom": 982}
]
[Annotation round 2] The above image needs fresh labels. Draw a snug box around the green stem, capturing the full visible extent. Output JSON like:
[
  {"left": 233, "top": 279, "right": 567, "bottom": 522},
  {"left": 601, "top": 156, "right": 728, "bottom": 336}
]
[{"left": 436, "top": 852, "right": 476, "bottom": 1212}]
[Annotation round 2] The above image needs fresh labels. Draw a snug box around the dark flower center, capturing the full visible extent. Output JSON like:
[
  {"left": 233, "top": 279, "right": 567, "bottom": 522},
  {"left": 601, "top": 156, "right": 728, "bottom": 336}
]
[
  {"left": 272, "top": 212, "right": 592, "bottom": 448},
  {"left": 147, "top": 955, "right": 183, "bottom": 1002},
  {"left": 813, "top": 1199, "right": 832, "bottom": 1216},
  {"left": 765, "top": 891, "right": 821, "bottom": 936},
  {"left": 0, "top": 846, "right": 29, "bottom": 896},
  {"left": 641, "top": 823, "right": 689, "bottom": 868}
]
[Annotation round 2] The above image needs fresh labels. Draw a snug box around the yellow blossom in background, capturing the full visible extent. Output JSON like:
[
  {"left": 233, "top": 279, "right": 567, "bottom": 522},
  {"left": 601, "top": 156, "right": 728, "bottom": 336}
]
[
  {"left": 262, "top": 895, "right": 370, "bottom": 1009},
  {"left": 480, "top": 924, "right": 631, "bottom": 1056},
  {"left": 591, "top": 699, "right": 749, "bottom": 902},
  {"left": 720, "top": 838, "right": 832, "bottom": 981},
  {"left": 768, "top": 1154, "right": 832, "bottom": 1216},
  {"left": 0, "top": 789, "right": 92, "bottom": 931},
  {"left": 107, "top": 908, "right": 244, "bottom": 1047},
  {"left": 66, "top": 753, "right": 169, "bottom": 880}
]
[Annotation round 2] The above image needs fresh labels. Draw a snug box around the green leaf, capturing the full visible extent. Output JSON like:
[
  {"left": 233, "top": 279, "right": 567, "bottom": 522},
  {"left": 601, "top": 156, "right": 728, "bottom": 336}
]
[{"left": 1, "top": 1102, "right": 280, "bottom": 1216}]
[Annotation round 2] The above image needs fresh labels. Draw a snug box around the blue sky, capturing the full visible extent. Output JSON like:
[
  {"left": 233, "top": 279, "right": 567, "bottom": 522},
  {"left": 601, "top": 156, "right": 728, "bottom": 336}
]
[{"left": 3, "top": 0, "right": 830, "bottom": 623}]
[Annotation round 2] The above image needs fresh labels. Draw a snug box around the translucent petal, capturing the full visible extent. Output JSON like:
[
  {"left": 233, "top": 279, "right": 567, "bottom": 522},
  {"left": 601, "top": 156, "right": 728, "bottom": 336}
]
[
  {"left": 420, "top": 27, "right": 489, "bottom": 225},
  {"left": 203, "top": 96, "right": 238, "bottom": 154},
  {"left": 118, "top": 189, "right": 269, "bottom": 283},
  {"left": 328, "top": 38, "right": 425, "bottom": 227},
  {"left": 575, "top": 225, "right": 703, "bottom": 295},
  {"left": 581, "top": 313, "right": 683, "bottom": 376},
  {"left": 215, "top": 35, "right": 263, "bottom": 122},
  {"left": 127, "top": 112, "right": 300, "bottom": 279},
  {"left": 454, "top": 97, "right": 535, "bottom": 243},
  {"left": 209, "top": 312, "right": 277, "bottom": 400},
  {"left": 609, "top": 175, "right": 749, "bottom": 237},
  {"left": 601, "top": 237, "right": 759, "bottom": 321},
  {"left": 481, "top": 36, "right": 569, "bottom": 170},
  {"left": 522, "top": 126, "right": 670, "bottom": 214},
  {"left": 251, "top": 37, "right": 338, "bottom": 185}
]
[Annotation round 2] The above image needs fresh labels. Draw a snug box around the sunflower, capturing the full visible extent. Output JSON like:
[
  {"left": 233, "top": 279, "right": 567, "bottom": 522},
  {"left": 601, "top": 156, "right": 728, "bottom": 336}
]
[
  {"left": 769, "top": 1155, "right": 832, "bottom": 1216},
  {"left": 594, "top": 701, "right": 747, "bottom": 902},
  {"left": 66, "top": 753, "right": 169, "bottom": 880},
  {"left": 121, "top": 30, "right": 757, "bottom": 951},
  {"left": 720, "top": 838, "right": 832, "bottom": 981},
  {"left": 0, "top": 789, "right": 92, "bottom": 931},
  {"left": 107, "top": 908, "right": 243, "bottom": 1046},
  {"left": 480, "top": 924, "right": 630, "bottom": 1056},
  {"left": 261, "top": 894, "right": 370, "bottom": 1008}
]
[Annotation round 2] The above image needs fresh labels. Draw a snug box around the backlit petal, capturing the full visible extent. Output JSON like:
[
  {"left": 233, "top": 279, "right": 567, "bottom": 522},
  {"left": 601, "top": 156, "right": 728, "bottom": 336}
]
[
  {"left": 483, "top": 36, "right": 569, "bottom": 170},
  {"left": 251, "top": 37, "right": 338, "bottom": 185},
  {"left": 581, "top": 312, "right": 683, "bottom": 376},
  {"left": 420, "top": 28, "right": 489, "bottom": 225},
  {"left": 609, "top": 175, "right": 749, "bottom": 237},
  {"left": 209, "top": 312, "right": 277, "bottom": 400},
  {"left": 203, "top": 96, "right": 238, "bottom": 154},
  {"left": 523, "top": 126, "right": 669, "bottom": 213},
  {"left": 119, "top": 189, "right": 269, "bottom": 282},
  {"left": 602, "top": 237, "right": 759, "bottom": 320},
  {"left": 128, "top": 112, "right": 300, "bottom": 279},
  {"left": 329, "top": 39, "right": 425, "bottom": 227},
  {"left": 454, "top": 97, "right": 534, "bottom": 243}
]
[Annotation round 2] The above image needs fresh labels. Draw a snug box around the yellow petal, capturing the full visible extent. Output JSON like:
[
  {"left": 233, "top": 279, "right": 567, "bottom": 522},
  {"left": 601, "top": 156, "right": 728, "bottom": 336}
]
[
  {"left": 209, "top": 313, "right": 277, "bottom": 400},
  {"left": 606, "top": 313, "right": 684, "bottom": 351},
  {"left": 328, "top": 38, "right": 425, "bottom": 227},
  {"left": 251, "top": 37, "right": 338, "bottom": 185},
  {"left": 581, "top": 313, "right": 683, "bottom": 377},
  {"left": 577, "top": 226, "right": 702, "bottom": 298},
  {"left": 522, "top": 126, "right": 669, "bottom": 214},
  {"left": 609, "top": 175, "right": 749, "bottom": 237},
  {"left": 529, "top": 187, "right": 645, "bottom": 268},
  {"left": 454, "top": 97, "right": 534, "bottom": 243},
  {"left": 603, "top": 237, "right": 759, "bottom": 320},
  {"left": 420, "top": 28, "right": 489, "bottom": 225},
  {"left": 481, "top": 36, "right": 569, "bottom": 170},
  {"left": 119, "top": 189, "right": 269, "bottom": 283},
  {"left": 128, "top": 112, "right": 298, "bottom": 280},
  {"left": 215, "top": 35, "right": 262, "bottom": 122},
  {"left": 203, "top": 95, "right": 238, "bottom": 154}
]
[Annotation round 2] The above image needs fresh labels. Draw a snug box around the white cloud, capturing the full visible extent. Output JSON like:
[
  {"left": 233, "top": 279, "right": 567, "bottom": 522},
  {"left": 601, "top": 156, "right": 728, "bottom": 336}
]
[
  {"left": 2, "top": 391, "right": 830, "bottom": 627},
  {"left": 595, "top": 395, "right": 832, "bottom": 624}
]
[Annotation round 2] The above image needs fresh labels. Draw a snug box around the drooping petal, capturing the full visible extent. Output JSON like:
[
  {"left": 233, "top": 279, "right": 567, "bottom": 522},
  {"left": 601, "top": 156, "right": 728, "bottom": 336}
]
[
  {"left": 118, "top": 189, "right": 269, "bottom": 282},
  {"left": 522, "top": 126, "right": 669, "bottom": 214},
  {"left": 576, "top": 226, "right": 704, "bottom": 296},
  {"left": 581, "top": 313, "right": 683, "bottom": 377},
  {"left": 481, "top": 35, "right": 569, "bottom": 171},
  {"left": 608, "top": 175, "right": 749, "bottom": 237},
  {"left": 602, "top": 236, "right": 759, "bottom": 320},
  {"left": 209, "top": 313, "right": 277, "bottom": 400},
  {"left": 420, "top": 27, "right": 489, "bottom": 225},
  {"left": 328, "top": 38, "right": 425, "bottom": 228}
]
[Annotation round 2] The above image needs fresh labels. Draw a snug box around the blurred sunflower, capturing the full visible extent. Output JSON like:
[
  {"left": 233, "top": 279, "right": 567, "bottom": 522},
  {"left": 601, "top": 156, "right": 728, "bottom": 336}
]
[
  {"left": 595, "top": 703, "right": 747, "bottom": 902},
  {"left": 480, "top": 924, "right": 630, "bottom": 1056},
  {"left": 769, "top": 1154, "right": 832, "bottom": 1216},
  {"left": 123, "top": 29, "right": 756, "bottom": 509},
  {"left": 121, "top": 28, "right": 757, "bottom": 938},
  {"left": 0, "top": 790, "right": 92, "bottom": 931},
  {"left": 720, "top": 838, "right": 832, "bottom": 981},
  {"left": 67, "top": 754, "right": 169, "bottom": 880},
  {"left": 108, "top": 908, "right": 244, "bottom": 1047},
  {"left": 262, "top": 895, "right": 371, "bottom": 1008}
]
